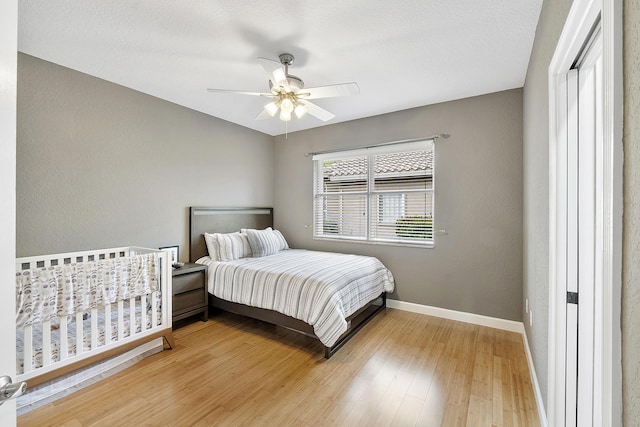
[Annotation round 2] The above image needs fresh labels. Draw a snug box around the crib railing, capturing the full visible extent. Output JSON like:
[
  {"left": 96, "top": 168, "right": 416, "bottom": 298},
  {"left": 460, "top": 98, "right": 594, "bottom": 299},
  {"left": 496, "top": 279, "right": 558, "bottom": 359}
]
[{"left": 16, "top": 246, "right": 173, "bottom": 386}]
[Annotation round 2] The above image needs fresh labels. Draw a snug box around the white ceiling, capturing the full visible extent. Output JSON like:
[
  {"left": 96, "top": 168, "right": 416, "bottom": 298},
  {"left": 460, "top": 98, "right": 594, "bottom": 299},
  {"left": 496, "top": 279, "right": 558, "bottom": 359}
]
[{"left": 18, "top": 0, "right": 542, "bottom": 137}]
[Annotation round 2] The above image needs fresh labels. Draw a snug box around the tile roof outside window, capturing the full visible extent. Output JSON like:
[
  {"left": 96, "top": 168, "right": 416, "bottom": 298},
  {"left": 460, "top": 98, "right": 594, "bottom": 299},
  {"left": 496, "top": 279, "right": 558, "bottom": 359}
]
[{"left": 325, "top": 150, "right": 433, "bottom": 177}]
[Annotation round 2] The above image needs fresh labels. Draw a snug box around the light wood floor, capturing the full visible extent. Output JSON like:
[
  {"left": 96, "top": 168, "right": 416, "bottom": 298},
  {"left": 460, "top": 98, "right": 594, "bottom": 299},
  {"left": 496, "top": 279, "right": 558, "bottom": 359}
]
[{"left": 18, "top": 308, "right": 540, "bottom": 426}]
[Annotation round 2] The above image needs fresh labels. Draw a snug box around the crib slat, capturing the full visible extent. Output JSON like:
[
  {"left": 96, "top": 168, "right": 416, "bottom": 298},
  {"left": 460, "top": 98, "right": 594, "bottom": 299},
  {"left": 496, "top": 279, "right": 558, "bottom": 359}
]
[
  {"left": 76, "top": 312, "right": 83, "bottom": 355},
  {"left": 60, "top": 317, "right": 68, "bottom": 360},
  {"left": 91, "top": 308, "right": 98, "bottom": 350},
  {"left": 141, "top": 295, "right": 147, "bottom": 332},
  {"left": 23, "top": 325, "right": 33, "bottom": 374},
  {"left": 151, "top": 292, "right": 158, "bottom": 328},
  {"left": 118, "top": 300, "right": 124, "bottom": 341},
  {"left": 42, "top": 320, "right": 51, "bottom": 367},
  {"left": 129, "top": 298, "right": 135, "bottom": 337},
  {"left": 104, "top": 303, "right": 112, "bottom": 345}
]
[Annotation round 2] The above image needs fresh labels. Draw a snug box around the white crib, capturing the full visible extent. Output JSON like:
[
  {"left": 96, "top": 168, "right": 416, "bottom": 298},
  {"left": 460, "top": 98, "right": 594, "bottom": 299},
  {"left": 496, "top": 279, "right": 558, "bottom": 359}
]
[{"left": 16, "top": 246, "right": 174, "bottom": 388}]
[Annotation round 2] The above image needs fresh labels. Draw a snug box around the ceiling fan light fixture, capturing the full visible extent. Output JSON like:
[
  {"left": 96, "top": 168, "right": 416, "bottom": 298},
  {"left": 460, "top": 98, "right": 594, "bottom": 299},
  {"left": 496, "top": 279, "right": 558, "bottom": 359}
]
[
  {"left": 280, "top": 98, "right": 294, "bottom": 114},
  {"left": 294, "top": 104, "right": 307, "bottom": 119},
  {"left": 279, "top": 109, "right": 292, "bottom": 121},
  {"left": 264, "top": 101, "right": 279, "bottom": 117}
]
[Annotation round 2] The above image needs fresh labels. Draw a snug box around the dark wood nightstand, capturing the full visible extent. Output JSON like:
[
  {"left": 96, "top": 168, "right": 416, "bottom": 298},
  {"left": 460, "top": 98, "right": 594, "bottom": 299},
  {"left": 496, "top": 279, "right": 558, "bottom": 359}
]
[{"left": 172, "top": 262, "right": 208, "bottom": 324}]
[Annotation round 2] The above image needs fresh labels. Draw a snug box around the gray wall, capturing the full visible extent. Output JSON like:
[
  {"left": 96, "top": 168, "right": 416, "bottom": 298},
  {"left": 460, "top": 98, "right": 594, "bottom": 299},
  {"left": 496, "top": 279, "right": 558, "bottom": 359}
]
[
  {"left": 622, "top": 0, "right": 640, "bottom": 422},
  {"left": 16, "top": 54, "right": 274, "bottom": 260},
  {"left": 522, "top": 0, "right": 573, "bottom": 411},
  {"left": 273, "top": 89, "right": 523, "bottom": 321}
]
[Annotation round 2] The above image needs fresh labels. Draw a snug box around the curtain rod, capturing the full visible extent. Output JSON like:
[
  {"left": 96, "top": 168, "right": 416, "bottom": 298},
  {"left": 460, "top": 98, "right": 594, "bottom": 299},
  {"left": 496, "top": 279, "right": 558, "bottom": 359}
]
[{"left": 304, "top": 133, "right": 450, "bottom": 157}]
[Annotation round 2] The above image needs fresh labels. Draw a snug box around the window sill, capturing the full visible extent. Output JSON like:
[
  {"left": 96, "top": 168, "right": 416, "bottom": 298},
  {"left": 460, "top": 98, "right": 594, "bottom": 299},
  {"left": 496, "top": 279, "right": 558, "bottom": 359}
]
[{"left": 313, "top": 236, "right": 434, "bottom": 249}]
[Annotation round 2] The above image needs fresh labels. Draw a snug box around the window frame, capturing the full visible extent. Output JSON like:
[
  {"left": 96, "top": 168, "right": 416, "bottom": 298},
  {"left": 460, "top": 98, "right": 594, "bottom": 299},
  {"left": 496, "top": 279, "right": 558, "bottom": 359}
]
[{"left": 312, "top": 138, "right": 435, "bottom": 248}]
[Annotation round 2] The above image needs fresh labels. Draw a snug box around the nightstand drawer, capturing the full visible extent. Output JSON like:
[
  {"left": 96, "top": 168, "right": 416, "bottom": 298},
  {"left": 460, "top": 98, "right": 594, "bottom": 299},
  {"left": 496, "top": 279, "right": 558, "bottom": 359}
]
[
  {"left": 173, "top": 271, "right": 204, "bottom": 294},
  {"left": 173, "top": 289, "right": 206, "bottom": 312}
]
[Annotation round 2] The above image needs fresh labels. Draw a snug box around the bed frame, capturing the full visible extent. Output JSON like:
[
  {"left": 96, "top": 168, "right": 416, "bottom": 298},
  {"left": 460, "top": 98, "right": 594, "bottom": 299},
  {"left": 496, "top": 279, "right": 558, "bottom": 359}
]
[
  {"left": 16, "top": 246, "right": 174, "bottom": 388},
  {"left": 189, "top": 207, "right": 387, "bottom": 358}
]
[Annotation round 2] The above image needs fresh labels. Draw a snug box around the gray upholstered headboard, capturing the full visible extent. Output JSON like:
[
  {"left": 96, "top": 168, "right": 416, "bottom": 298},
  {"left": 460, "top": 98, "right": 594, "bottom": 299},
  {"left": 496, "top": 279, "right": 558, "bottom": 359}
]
[{"left": 189, "top": 207, "right": 273, "bottom": 262}]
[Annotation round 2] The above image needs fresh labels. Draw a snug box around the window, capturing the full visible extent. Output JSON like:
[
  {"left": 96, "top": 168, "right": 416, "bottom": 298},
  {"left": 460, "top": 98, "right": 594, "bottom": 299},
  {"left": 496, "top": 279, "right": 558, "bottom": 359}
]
[{"left": 313, "top": 139, "right": 434, "bottom": 247}]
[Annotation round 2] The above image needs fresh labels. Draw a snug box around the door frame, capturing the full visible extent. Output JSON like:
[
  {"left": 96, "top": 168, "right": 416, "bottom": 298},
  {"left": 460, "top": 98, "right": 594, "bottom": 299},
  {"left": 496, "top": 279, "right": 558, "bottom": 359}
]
[
  {"left": 0, "top": 0, "right": 18, "bottom": 424},
  {"left": 547, "top": 0, "right": 623, "bottom": 425}
]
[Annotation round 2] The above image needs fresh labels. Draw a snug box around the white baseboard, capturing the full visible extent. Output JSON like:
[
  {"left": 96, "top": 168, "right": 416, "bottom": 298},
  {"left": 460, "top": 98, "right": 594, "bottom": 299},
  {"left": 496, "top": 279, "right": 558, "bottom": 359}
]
[
  {"left": 386, "top": 299, "right": 525, "bottom": 333},
  {"left": 386, "top": 299, "right": 546, "bottom": 424},
  {"left": 522, "top": 328, "right": 548, "bottom": 426}
]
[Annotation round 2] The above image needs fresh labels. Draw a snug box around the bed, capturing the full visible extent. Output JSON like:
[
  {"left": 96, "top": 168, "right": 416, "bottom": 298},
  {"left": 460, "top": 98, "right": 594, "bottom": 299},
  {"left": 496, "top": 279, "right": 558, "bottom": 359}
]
[
  {"left": 189, "top": 207, "right": 394, "bottom": 358},
  {"left": 16, "top": 246, "right": 174, "bottom": 388}
]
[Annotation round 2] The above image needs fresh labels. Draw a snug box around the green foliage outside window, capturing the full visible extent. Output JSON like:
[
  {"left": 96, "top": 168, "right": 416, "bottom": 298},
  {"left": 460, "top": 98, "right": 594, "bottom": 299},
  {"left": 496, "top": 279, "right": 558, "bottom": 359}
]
[
  {"left": 395, "top": 216, "right": 433, "bottom": 239},
  {"left": 323, "top": 220, "right": 339, "bottom": 234}
]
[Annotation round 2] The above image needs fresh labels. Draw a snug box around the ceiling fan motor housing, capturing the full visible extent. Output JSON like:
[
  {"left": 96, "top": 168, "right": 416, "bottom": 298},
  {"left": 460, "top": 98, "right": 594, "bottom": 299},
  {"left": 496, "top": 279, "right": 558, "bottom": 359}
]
[{"left": 269, "top": 75, "right": 304, "bottom": 92}]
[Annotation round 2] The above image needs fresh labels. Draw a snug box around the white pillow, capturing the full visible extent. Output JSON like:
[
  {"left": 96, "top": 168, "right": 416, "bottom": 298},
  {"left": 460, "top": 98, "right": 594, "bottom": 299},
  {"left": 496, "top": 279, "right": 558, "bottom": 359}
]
[
  {"left": 244, "top": 227, "right": 289, "bottom": 257},
  {"left": 205, "top": 232, "right": 253, "bottom": 261},
  {"left": 273, "top": 229, "right": 289, "bottom": 250},
  {"left": 217, "top": 232, "right": 252, "bottom": 262},
  {"left": 204, "top": 232, "right": 221, "bottom": 261}
]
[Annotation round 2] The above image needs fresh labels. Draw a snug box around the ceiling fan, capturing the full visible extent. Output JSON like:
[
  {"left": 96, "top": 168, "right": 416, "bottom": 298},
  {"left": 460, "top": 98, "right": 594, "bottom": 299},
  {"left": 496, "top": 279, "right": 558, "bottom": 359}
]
[{"left": 207, "top": 53, "right": 359, "bottom": 122}]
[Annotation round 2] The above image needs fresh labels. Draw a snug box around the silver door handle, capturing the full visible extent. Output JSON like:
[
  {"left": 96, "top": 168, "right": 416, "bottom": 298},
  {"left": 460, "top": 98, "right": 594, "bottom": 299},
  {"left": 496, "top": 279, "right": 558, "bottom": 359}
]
[{"left": 0, "top": 376, "right": 27, "bottom": 405}]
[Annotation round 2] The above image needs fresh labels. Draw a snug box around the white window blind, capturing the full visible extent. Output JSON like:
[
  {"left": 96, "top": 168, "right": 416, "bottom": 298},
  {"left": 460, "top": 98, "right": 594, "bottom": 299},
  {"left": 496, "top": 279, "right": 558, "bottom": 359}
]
[{"left": 313, "top": 139, "right": 434, "bottom": 247}]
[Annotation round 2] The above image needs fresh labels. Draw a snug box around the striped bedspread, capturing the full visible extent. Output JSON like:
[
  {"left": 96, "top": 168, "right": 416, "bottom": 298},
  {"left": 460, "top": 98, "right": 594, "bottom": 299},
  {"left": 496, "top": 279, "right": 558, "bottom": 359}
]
[{"left": 198, "top": 249, "right": 394, "bottom": 347}]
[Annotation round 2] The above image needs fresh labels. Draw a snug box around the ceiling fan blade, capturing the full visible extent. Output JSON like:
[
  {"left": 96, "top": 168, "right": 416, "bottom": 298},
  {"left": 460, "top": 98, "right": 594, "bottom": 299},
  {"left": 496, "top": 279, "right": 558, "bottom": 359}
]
[
  {"left": 207, "top": 88, "right": 274, "bottom": 97},
  {"left": 257, "top": 57, "right": 290, "bottom": 92},
  {"left": 301, "top": 82, "right": 360, "bottom": 100},
  {"left": 299, "top": 100, "right": 335, "bottom": 122},
  {"left": 255, "top": 109, "right": 272, "bottom": 120}
]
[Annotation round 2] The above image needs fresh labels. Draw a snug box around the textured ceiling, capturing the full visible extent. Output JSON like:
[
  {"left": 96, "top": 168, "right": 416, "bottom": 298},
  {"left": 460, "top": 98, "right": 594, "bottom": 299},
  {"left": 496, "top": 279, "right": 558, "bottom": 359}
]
[{"left": 18, "top": 0, "right": 542, "bottom": 136}]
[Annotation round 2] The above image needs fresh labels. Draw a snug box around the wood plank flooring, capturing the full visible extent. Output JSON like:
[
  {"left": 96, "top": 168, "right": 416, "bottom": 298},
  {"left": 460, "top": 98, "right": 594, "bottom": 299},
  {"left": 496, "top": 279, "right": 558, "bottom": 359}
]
[{"left": 18, "top": 308, "right": 541, "bottom": 426}]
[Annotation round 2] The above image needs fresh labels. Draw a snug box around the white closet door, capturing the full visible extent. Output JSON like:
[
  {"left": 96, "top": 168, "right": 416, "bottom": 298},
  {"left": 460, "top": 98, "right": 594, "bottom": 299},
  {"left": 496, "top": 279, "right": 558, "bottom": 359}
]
[
  {"left": 565, "top": 68, "right": 579, "bottom": 427},
  {"left": 576, "top": 28, "right": 603, "bottom": 427}
]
